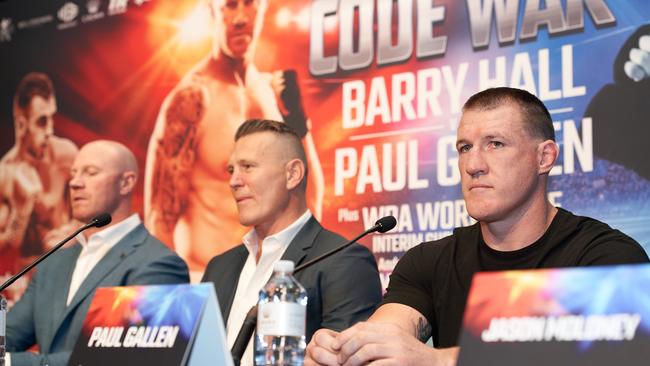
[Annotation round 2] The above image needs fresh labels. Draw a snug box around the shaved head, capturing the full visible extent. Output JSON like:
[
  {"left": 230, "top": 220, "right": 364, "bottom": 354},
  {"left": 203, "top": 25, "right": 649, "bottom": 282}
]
[{"left": 80, "top": 140, "right": 138, "bottom": 178}]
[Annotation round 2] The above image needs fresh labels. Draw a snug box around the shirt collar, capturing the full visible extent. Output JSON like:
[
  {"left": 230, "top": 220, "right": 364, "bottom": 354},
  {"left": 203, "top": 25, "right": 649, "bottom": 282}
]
[
  {"left": 76, "top": 213, "right": 141, "bottom": 248},
  {"left": 242, "top": 210, "right": 312, "bottom": 257}
]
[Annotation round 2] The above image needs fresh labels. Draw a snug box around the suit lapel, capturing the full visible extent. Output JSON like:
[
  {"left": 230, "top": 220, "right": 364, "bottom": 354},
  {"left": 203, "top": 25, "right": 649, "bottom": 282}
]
[
  {"left": 60, "top": 225, "right": 147, "bottom": 321},
  {"left": 280, "top": 217, "right": 321, "bottom": 269},
  {"left": 220, "top": 247, "right": 248, "bottom": 324},
  {"left": 41, "top": 244, "right": 81, "bottom": 352},
  {"left": 221, "top": 217, "right": 322, "bottom": 323}
]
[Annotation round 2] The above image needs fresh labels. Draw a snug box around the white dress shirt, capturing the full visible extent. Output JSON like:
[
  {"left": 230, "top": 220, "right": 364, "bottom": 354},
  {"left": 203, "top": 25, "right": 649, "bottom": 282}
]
[
  {"left": 66, "top": 213, "right": 141, "bottom": 305},
  {"left": 226, "top": 210, "right": 312, "bottom": 366}
]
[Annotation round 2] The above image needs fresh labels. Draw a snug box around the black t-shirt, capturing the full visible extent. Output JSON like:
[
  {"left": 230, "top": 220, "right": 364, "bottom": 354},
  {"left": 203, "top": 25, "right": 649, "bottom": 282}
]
[{"left": 382, "top": 208, "right": 649, "bottom": 348}]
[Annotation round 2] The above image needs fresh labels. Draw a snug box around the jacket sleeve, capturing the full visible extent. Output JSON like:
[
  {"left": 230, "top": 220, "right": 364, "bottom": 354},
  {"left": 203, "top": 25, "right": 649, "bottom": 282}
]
[
  {"left": 6, "top": 269, "right": 38, "bottom": 353},
  {"left": 7, "top": 268, "right": 73, "bottom": 366},
  {"left": 318, "top": 243, "right": 383, "bottom": 331},
  {"left": 9, "top": 350, "right": 70, "bottom": 366}
]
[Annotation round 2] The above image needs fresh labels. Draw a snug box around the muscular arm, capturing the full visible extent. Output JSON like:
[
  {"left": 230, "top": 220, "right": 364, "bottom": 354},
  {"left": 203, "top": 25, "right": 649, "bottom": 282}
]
[
  {"left": 307, "top": 241, "right": 460, "bottom": 366},
  {"left": 367, "top": 304, "right": 459, "bottom": 364},
  {"left": 306, "top": 304, "right": 459, "bottom": 366},
  {"left": 144, "top": 85, "right": 205, "bottom": 247},
  {"left": 0, "top": 160, "right": 42, "bottom": 248},
  {"left": 369, "top": 303, "right": 433, "bottom": 341},
  {"left": 41, "top": 138, "right": 79, "bottom": 248}
]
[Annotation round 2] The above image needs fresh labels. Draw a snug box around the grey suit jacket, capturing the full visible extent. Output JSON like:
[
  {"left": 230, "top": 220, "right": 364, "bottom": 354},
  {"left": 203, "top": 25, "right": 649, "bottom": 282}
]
[
  {"left": 201, "top": 217, "right": 382, "bottom": 341},
  {"left": 6, "top": 223, "right": 190, "bottom": 366}
]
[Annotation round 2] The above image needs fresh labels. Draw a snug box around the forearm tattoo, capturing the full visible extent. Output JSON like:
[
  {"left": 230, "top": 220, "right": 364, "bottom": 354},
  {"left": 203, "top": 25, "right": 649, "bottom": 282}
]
[{"left": 416, "top": 317, "right": 432, "bottom": 342}]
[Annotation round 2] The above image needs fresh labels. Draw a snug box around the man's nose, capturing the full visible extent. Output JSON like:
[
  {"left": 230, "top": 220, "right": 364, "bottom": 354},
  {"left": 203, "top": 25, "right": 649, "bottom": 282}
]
[
  {"left": 229, "top": 169, "right": 243, "bottom": 189},
  {"left": 45, "top": 120, "right": 54, "bottom": 138},
  {"left": 463, "top": 149, "right": 488, "bottom": 178},
  {"left": 69, "top": 173, "right": 83, "bottom": 189},
  {"left": 232, "top": 3, "right": 249, "bottom": 26}
]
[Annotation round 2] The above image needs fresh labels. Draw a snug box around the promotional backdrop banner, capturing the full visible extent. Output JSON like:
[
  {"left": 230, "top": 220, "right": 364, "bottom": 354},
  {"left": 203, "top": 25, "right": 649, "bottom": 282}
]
[{"left": 1, "top": 0, "right": 649, "bottom": 299}]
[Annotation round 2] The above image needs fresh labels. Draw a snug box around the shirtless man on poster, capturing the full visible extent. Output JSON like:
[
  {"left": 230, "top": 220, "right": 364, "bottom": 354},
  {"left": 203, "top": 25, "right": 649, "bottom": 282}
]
[
  {"left": 145, "top": 0, "right": 323, "bottom": 277},
  {"left": 0, "top": 72, "right": 78, "bottom": 281}
]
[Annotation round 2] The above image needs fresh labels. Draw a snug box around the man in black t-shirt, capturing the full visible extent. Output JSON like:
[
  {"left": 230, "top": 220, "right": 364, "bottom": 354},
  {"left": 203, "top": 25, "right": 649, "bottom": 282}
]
[{"left": 305, "top": 87, "right": 649, "bottom": 366}]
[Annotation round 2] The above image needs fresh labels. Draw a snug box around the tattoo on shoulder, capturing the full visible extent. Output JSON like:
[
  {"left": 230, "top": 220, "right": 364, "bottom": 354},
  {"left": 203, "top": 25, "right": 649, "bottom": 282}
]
[
  {"left": 150, "top": 85, "right": 204, "bottom": 227},
  {"left": 161, "top": 85, "right": 204, "bottom": 157},
  {"left": 416, "top": 317, "right": 432, "bottom": 342}
]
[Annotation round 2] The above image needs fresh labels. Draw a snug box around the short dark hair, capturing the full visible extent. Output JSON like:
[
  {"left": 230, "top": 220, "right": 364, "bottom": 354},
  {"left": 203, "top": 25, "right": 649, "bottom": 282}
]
[
  {"left": 462, "top": 87, "right": 555, "bottom": 142},
  {"left": 235, "top": 118, "right": 301, "bottom": 141},
  {"left": 13, "top": 72, "right": 55, "bottom": 119},
  {"left": 235, "top": 119, "right": 308, "bottom": 184}
]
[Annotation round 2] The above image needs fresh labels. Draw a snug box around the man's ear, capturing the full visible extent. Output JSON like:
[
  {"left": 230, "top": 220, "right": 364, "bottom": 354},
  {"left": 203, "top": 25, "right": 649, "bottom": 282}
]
[
  {"left": 537, "top": 140, "right": 559, "bottom": 175},
  {"left": 15, "top": 114, "right": 27, "bottom": 138},
  {"left": 285, "top": 159, "right": 306, "bottom": 190},
  {"left": 119, "top": 171, "right": 138, "bottom": 195}
]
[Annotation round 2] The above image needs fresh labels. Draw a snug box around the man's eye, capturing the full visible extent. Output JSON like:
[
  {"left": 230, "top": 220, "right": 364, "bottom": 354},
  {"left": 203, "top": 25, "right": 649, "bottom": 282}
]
[
  {"left": 82, "top": 167, "right": 99, "bottom": 176},
  {"left": 458, "top": 144, "right": 471, "bottom": 153},
  {"left": 490, "top": 141, "right": 504, "bottom": 148}
]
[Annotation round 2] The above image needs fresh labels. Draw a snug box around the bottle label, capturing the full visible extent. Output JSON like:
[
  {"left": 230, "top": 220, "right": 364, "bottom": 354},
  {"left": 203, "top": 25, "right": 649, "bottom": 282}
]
[
  {"left": 0, "top": 297, "right": 5, "bottom": 336},
  {"left": 0, "top": 310, "right": 5, "bottom": 337},
  {"left": 257, "top": 302, "right": 306, "bottom": 337}
]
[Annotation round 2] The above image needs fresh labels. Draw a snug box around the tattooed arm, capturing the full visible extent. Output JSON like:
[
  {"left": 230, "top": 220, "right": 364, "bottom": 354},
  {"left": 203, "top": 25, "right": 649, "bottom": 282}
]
[
  {"left": 144, "top": 84, "right": 205, "bottom": 248},
  {"left": 306, "top": 303, "right": 459, "bottom": 366}
]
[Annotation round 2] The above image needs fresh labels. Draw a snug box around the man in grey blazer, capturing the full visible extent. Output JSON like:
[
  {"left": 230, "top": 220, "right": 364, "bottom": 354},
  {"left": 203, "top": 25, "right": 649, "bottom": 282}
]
[
  {"left": 6, "top": 140, "right": 190, "bottom": 366},
  {"left": 201, "top": 119, "right": 382, "bottom": 366}
]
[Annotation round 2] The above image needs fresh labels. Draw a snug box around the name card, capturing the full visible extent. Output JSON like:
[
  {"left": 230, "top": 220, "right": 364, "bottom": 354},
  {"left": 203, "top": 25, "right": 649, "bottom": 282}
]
[
  {"left": 457, "top": 264, "right": 650, "bottom": 366},
  {"left": 69, "top": 284, "right": 233, "bottom": 366}
]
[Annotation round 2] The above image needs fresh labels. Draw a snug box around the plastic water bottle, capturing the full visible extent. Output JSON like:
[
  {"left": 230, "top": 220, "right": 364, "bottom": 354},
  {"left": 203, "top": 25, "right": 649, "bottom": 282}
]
[
  {"left": 0, "top": 296, "right": 6, "bottom": 366},
  {"left": 255, "top": 260, "right": 307, "bottom": 366}
]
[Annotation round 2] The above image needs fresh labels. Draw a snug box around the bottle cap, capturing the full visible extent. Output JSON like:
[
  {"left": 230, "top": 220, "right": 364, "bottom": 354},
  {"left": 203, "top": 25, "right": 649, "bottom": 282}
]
[{"left": 274, "top": 260, "right": 294, "bottom": 273}]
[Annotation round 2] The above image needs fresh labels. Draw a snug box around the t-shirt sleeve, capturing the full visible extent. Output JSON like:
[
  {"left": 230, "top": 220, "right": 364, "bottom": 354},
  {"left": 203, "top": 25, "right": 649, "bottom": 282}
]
[{"left": 381, "top": 243, "right": 436, "bottom": 327}]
